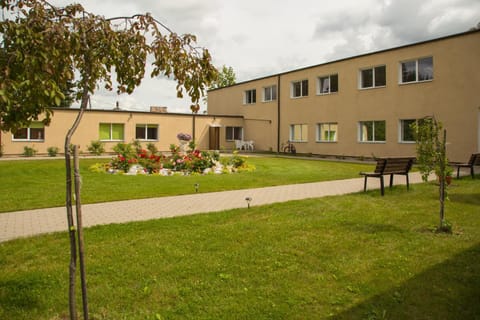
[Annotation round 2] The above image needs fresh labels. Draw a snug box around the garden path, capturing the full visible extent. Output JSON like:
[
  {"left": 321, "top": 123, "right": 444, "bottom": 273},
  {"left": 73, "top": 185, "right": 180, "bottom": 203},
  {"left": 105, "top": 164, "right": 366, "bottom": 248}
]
[{"left": 0, "top": 173, "right": 427, "bottom": 242}]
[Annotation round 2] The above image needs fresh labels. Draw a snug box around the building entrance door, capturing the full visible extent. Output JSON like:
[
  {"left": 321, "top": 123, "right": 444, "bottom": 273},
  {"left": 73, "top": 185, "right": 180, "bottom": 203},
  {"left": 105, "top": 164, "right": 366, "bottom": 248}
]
[{"left": 209, "top": 126, "right": 220, "bottom": 150}]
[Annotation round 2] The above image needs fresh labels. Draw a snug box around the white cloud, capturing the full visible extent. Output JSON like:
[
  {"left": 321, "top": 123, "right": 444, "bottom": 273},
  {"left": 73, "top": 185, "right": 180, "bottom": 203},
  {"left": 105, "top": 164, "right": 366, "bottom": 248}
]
[{"left": 49, "top": 0, "right": 480, "bottom": 113}]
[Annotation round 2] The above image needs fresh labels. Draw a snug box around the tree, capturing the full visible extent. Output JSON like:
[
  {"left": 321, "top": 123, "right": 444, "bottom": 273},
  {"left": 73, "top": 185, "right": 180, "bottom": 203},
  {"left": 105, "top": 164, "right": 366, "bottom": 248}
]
[
  {"left": 411, "top": 116, "right": 452, "bottom": 233},
  {"left": 1, "top": 1, "right": 217, "bottom": 319},
  {"left": 209, "top": 65, "right": 236, "bottom": 89},
  {"left": 202, "top": 65, "right": 236, "bottom": 107}
]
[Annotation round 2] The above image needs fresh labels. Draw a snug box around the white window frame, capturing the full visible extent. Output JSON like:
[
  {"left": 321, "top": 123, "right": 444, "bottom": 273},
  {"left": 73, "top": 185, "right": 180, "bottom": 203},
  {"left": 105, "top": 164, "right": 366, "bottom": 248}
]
[
  {"left": 135, "top": 124, "right": 159, "bottom": 141},
  {"left": 289, "top": 124, "right": 308, "bottom": 142},
  {"left": 359, "top": 65, "right": 386, "bottom": 89},
  {"left": 226, "top": 126, "right": 243, "bottom": 141},
  {"left": 291, "top": 79, "right": 308, "bottom": 98},
  {"left": 399, "top": 56, "right": 434, "bottom": 84},
  {"left": 316, "top": 123, "right": 338, "bottom": 142},
  {"left": 358, "top": 120, "right": 386, "bottom": 143},
  {"left": 12, "top": 122, "right": 45, "bottom": 141},
  {"left": 263, "top": 85, "right": 277, "bottom": 102},
  {"left": 244, "top": 89, "right": 256, "bottom": 104},
  {"left": 399, "top": 119, "right": 417, "bottom": 143},
  {"left": 317, "top": 74, "right": 338, "bottom": 95}
]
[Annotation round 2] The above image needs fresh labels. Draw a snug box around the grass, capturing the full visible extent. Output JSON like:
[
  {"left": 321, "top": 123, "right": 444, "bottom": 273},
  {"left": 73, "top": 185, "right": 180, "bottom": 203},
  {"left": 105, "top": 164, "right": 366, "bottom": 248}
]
[
  {"left": 0, "top": 156, "right": 373, "bottom": 213},
  {"left": 1, "top": 178, "right": 479, "bottom": 319}
]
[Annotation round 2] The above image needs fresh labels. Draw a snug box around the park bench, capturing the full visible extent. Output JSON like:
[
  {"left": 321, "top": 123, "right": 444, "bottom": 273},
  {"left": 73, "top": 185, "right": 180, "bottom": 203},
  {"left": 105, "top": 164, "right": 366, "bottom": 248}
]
[
  {"left": 453, "top": 153, "right": 480, "bottom": 179},
  {"left": 360, "top": 157, "right": 415, "bottom": 196}
]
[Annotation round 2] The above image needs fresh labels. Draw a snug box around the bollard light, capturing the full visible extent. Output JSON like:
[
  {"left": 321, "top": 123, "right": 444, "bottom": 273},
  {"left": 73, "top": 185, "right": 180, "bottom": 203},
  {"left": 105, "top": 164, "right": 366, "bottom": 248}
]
[
  {"left": 194, "top": 183, "right": 200, "bottom": 193},
  {"left": 245, "top": 197, "right": 252, "bottom": 209}
]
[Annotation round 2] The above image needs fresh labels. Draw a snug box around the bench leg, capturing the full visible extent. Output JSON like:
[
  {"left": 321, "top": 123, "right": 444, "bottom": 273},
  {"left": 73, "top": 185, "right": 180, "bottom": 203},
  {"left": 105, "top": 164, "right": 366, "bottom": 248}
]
[
  {"left": 406, "top": 174, "right": 410, "bottom": 190},
  {"left": 364, "top": 176, "right": 368, "bottom": 192},
  {"left": 456, "top": 166, "right": 461, "bottom": 179},
  {"left": 380, "top": 176, "right": 385, "bottom": 196},
  {"left": 389, "top": 174, "right": 394, "bottom": 189},
  {"left": 472, "top": 166, "right": 475, "bottom": 179}
]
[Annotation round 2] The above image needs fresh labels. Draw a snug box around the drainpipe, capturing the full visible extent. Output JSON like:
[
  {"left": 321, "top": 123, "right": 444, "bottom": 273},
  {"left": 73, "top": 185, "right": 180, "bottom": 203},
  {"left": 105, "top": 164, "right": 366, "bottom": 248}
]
[{"left": 277, "top": 74, "right": 281, "bottom": 153}]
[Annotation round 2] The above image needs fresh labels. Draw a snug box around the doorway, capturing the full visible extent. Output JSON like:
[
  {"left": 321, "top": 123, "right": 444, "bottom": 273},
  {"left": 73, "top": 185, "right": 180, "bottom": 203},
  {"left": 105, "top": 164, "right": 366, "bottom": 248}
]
[{"left": 209, "top": 126, "right": 220, "bottom": 150}]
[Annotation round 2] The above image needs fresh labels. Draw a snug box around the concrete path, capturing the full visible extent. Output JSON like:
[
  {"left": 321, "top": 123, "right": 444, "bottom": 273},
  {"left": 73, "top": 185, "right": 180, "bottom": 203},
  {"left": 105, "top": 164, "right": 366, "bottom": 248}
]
[{"left": 0, "top": 173, "right": 425, "bottom": 243}]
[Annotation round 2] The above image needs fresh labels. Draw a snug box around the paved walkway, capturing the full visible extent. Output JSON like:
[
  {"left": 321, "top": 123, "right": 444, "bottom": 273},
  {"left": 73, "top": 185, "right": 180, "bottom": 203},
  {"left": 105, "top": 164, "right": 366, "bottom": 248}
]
[{"left": 0, "top": 173, "right": 426, "bottom": 243}]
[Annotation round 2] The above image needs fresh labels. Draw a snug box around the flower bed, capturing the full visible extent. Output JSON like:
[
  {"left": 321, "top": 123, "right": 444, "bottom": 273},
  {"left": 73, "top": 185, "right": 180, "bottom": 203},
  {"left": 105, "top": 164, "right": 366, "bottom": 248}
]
[{"left": 90, "top": 140, "right": 254, "bottom": 175}]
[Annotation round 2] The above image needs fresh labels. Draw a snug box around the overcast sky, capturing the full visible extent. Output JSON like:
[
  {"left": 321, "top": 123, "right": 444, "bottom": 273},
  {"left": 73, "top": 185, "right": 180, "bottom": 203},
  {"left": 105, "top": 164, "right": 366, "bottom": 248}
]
[{"left": 50, "top": 0, "right": 480, "bottom": 113}]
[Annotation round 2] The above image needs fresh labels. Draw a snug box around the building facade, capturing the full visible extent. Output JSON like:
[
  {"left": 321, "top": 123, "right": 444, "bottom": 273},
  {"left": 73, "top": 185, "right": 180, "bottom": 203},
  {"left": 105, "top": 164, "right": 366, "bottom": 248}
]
[
  {"left": 2, "top": 30, "right": 479, "bottom": 162},
  {"left": 0, "top": 108, "right": 244, "bottom": 156},
  {"left": 208, "top": 30, "right": 480, "bottom": 162}
]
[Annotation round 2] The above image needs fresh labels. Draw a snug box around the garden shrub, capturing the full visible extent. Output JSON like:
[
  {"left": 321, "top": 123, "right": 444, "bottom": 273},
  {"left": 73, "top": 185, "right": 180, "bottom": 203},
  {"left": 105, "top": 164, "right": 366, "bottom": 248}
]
[
  {"left": 47, "top": 146, "right": 59, "bottom": 157},
  {"left": 87, "top": 140, "right": 105, "bottom": 155},
  {"left": 22, "top": 146, "right": 37, "bottom": 157}
]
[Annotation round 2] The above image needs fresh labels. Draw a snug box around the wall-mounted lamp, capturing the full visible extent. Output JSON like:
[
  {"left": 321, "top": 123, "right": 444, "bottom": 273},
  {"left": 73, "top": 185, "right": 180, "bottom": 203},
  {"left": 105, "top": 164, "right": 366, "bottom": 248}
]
[{"left": 245, "top": 197, "right": 252, "bottom": 209}]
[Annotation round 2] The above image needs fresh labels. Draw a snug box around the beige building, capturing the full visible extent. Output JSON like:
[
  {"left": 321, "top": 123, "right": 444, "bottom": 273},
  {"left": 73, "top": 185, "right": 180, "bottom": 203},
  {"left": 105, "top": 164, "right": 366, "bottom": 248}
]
[
  {"left": 1, "top": 30, "right": 479, "bottom": 162},
  {"left": 208, "top": 30, "right": 480, "bottom": 162},
  {"left": 0, "top": 108, "right": 243, "bottom": 156}
]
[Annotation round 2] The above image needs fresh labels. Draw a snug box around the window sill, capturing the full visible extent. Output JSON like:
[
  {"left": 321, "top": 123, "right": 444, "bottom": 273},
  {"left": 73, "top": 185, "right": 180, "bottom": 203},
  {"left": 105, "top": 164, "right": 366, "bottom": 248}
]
[
  {"left": 316, "top": 92, "right": 338, "bottom": 96},
  {"left": 358, "top": 85, "right": 386, "bottom": 91},
  {"left": 358, "top": 141, "right": 386, "bottom": 144},
  {"left": 398, "top": 141, "right": 416, "bottom": 144},
  {"left": 290, "top": 95, "right": 308, "bottom": 99},
  {"left": 12, "top": 139, "right": 45, "bottom": 142},
  {"left": 316, "top": 141, "right": 337, "bottom": 143},
  {"left": 399, "top": 79, "right": 433, "bottom": 86}
]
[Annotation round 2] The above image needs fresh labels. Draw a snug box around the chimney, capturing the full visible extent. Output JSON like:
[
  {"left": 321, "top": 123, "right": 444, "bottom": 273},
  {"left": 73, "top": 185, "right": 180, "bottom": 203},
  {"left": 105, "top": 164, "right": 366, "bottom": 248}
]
[{"left": 150, "top": 106, "right": 168, "bottom": 113}]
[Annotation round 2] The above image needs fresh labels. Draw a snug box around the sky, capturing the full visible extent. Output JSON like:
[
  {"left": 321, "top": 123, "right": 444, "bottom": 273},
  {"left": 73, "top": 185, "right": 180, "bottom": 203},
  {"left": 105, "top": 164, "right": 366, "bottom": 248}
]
[{"left": 49, "top": 0, "right": 480, "bottom": 113}]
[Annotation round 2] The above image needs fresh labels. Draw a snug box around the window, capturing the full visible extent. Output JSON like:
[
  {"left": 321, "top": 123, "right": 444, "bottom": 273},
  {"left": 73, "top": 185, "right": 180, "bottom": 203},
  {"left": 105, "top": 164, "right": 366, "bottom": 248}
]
[
  {"left": 226, "top": 126, "right": 243, "bottom": 141},
  {"left": 99, "top": 123, "right": 124, "bottom": 141},
  {"left": 12, "top": 122, "right": 45, "bottom": 141},
  {"left": 316, "top": 123, "right": 338, "bottom": 142},
  {"left": 291, "top": 79, "right": 308, "bottom": 98},
  {"left": 317, "top": 74, "right": 338, "bottom": 94},
  {"left": 244, "top": 89, "right": 256, "bottom": 104},
  {"left": 400, "top": 57, "right": 433, "bottom": 83},
  {"left": 359, "top": 121, "right": 386, "bottom": 142},
  {"left": 399, "top": 119, "right": 417, "bottom": 143},
  {"left": 360, "top": 65, "right": 386, "bottom": 89},
  {"left": 136, "top": 124, "right": 158, "bottom": 141},
  {"left": 263, "top": 85, "right": 277, "bottom": 102},
  {"left": 290, "top": 124, "right": 308, "bottom": 142}
]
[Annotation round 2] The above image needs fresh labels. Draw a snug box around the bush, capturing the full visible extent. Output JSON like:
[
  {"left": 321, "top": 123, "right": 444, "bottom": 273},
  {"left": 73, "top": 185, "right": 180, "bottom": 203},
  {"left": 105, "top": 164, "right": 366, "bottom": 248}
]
[
  {"left": 146, "top": 142, "right": 158, "bottom": 154},
  {"left": 87, "top": 140, "right": 105, "bottom": 155},
  {"left": 22, "top": 146, "right": 37, "bottom": 157},
  {"left": 113, "top": 142, "right": 135, "bottom": 158},
  {"left": 47, "top": 146, "right": 59, "bottom": 157}
]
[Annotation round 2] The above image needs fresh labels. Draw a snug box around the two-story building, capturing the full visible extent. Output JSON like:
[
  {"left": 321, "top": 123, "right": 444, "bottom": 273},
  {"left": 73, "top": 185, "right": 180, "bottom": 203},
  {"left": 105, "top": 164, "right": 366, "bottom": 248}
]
[{"left": 207, "top": 30, "right": 480, "bottom": 162}]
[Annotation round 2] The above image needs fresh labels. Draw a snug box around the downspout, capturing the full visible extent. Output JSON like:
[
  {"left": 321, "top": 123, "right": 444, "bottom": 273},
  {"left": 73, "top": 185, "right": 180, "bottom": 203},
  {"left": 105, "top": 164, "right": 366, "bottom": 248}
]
[{"left": 277, "top": 74, "right": 281, "bottom": 153}]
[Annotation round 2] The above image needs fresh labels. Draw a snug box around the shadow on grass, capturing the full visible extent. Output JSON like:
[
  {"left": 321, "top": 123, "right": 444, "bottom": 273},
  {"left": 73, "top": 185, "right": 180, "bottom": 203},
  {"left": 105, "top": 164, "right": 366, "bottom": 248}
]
[
  {"left": 449, "top": 193, "right": 480, "bottom": 207},
  {"left": 0, "top": 275, "right": 43, "bottom": 312},
  {"left": 330, "top": 243, "right": 480, "bottom": 320}
]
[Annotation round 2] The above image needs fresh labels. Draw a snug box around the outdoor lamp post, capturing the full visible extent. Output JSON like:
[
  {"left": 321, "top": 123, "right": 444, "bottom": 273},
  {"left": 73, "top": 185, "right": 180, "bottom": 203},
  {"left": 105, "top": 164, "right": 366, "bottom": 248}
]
[{"left": 245, "top": 197, "right": 252, "bottom": 209}]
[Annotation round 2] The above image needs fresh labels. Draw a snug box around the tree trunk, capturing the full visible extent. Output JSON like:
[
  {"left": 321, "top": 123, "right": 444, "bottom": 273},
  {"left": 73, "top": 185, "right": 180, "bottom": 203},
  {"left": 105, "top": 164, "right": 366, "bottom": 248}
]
[
  {"left": 65, "top": 88, "right": 89, "bottom": 320},
  {"left": 439, "top": 129, "right": 447, "bottom": 229},
  {"left": 74, "top": 145, "right": 89, "bottom": 320},
  {"left": 64, "top": 140, "right": 77, "bottom": 320}
]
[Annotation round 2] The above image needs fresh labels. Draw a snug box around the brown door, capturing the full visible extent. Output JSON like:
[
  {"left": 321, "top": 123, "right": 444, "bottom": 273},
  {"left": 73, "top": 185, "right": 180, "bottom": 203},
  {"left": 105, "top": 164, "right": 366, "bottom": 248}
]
[{"left": 209, "top": 126, "right": 220, "bottom": 150}]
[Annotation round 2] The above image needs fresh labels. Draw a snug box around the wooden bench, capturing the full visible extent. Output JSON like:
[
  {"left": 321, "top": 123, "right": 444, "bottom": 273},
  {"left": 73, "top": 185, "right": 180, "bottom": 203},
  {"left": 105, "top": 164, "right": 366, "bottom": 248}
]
[
  {"left": 453, "top": 153, "right": 480, "bottom": 179},
  {"left": 360, "top": 157, "right": 415, "bottom": 196}
]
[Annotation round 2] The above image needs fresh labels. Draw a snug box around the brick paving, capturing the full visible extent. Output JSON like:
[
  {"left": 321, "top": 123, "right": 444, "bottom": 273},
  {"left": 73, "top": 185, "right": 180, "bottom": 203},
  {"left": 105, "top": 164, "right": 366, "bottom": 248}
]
[{"left": 0, "top": 173, "right": 426, "bottom": 243}]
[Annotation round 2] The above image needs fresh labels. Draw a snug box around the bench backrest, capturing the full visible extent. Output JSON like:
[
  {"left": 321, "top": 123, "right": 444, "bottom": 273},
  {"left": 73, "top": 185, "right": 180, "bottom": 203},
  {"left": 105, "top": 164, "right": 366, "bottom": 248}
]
[
  {"left": 374, "top": 157, "right": 414, "bottom": 174},
  {"left": 469, "top": 153, "right": 480, "bottom": 166}
]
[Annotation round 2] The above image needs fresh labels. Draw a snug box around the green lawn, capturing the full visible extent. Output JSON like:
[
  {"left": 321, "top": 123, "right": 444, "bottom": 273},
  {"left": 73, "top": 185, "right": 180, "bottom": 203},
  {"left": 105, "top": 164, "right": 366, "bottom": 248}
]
[
  {"left": 0, "top": 156, "right": 372, "bottom": 213},
  {"left": 0, "top": 179, "right": 479, "bottom": 319}
]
